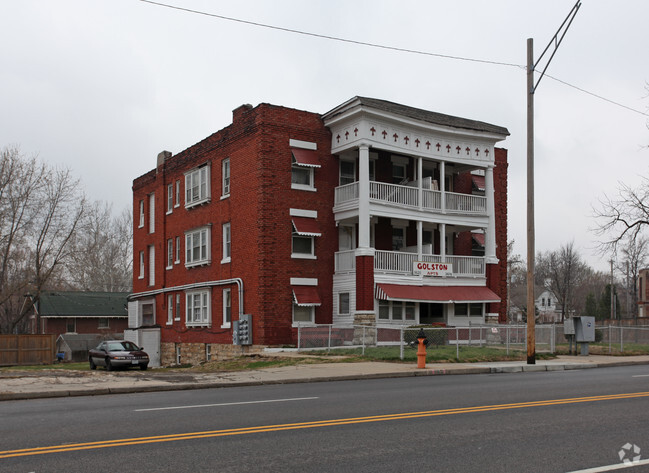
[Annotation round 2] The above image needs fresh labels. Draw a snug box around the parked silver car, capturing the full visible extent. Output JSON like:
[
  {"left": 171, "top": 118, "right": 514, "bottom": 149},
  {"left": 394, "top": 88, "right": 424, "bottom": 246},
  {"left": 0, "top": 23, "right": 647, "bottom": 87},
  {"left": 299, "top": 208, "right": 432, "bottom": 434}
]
[{"left": 89, "top": 340, "right": 149, "bottom": 371}]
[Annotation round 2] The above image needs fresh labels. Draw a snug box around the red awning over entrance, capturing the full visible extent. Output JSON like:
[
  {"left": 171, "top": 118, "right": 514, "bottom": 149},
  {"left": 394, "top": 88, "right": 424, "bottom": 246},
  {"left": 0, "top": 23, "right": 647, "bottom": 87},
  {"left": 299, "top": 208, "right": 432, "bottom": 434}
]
[
  {"left": 292, "top": 286, "right": 322, "bottom": 306},
  {"left": 291, "top": 148, "right": 321, "bottom": 168},
  {"left": 292, "top": 217, "right": 321, "bottom": 236},
  {"left": 375, "top": 284, "right": 500, "bottom": 303}
]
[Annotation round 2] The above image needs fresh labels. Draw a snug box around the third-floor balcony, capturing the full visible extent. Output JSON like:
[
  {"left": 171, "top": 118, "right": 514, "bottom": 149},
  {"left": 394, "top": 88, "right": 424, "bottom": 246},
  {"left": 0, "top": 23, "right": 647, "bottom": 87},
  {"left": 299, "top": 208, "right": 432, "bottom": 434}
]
[{"left": 334, "top": 181, "right": 487, "bottom": 216}]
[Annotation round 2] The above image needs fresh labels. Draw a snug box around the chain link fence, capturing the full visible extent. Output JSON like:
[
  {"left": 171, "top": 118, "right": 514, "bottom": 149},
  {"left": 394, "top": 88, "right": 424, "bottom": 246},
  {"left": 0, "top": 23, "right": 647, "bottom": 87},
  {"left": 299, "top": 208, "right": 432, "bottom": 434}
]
[{"left": 295, "top": 324, "right": 649, "bottom": 360}]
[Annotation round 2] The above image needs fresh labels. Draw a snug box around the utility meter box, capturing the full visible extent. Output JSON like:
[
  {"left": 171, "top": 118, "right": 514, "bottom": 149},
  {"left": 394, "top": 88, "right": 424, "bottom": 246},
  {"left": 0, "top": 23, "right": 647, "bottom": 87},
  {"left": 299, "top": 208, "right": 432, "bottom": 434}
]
[
  {"left": 574, "top": 316, "right": 595, "bottom": 343},
  {"left": 564, "top": 318, "right": 575, "bottom": 336}
]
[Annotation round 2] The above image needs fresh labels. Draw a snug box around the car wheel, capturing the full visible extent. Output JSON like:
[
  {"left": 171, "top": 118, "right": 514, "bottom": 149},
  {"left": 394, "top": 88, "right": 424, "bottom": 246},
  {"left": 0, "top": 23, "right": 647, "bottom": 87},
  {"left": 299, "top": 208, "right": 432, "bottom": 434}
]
[
  {"left": 140, "top": 364, "right": 148, "bottom": 371},
  {"left": 106, "top": 358, "right": 113, "bottom": 371},
  {"left": 89, "top": 358, "right": 96, "bottom": 370}
]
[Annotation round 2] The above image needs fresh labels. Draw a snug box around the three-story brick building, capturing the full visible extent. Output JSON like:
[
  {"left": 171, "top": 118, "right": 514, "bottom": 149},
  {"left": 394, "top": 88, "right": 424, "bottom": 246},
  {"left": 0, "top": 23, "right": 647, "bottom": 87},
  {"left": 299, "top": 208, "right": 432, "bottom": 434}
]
[{"left": 129, "top": 97, "right": 509, "bottom": 365}]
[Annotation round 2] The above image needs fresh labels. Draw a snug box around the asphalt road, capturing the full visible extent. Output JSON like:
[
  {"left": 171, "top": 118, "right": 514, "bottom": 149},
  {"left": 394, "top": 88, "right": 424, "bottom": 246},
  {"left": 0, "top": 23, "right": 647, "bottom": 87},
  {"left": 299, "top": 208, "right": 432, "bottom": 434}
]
[{"left": 2, "top": 365, "right": 649, "bottom": 473}]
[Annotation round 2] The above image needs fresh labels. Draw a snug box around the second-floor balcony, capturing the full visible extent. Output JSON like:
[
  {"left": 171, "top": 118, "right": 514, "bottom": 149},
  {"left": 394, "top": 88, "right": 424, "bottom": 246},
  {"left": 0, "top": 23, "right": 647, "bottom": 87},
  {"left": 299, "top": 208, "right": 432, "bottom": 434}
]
[
  {"left": 335, "top": 250, "right": 486, "bottom": 278},
  {"left": 334, "top": 181, "right": 487, "bottom": 216}
]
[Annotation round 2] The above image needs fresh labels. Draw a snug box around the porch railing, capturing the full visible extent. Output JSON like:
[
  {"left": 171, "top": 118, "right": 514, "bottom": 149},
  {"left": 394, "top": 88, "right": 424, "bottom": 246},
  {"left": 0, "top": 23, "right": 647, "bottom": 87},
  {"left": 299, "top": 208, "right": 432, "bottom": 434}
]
[
  {"left": 334, "top": 182, "right": 358, "bottom": 204},
  {"left": 335, "top": 250, "right": 485, "bottom": 277},
  {"left": 335, "top": 250, "right": 356, "bottom": 272},
  {"left": 446, "top": 191, "right": 487, "bottom": 214},
  {"left": 334, "top": 181, "right": 486, "bottom": 216}
]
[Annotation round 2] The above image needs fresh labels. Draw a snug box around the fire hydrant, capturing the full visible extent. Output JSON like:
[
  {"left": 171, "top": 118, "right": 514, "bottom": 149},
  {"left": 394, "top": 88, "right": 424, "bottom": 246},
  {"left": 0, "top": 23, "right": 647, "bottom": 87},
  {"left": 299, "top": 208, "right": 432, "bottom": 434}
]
[{"left": 416, "top": 328, "right": 429, "bottom": 369}]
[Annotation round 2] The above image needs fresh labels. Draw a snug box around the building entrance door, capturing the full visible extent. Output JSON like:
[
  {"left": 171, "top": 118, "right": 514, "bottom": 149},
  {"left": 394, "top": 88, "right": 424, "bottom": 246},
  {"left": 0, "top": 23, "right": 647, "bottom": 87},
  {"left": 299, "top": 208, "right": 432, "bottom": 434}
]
[{"left": 419, "top": 302, "right": 445, "bottom": 325}]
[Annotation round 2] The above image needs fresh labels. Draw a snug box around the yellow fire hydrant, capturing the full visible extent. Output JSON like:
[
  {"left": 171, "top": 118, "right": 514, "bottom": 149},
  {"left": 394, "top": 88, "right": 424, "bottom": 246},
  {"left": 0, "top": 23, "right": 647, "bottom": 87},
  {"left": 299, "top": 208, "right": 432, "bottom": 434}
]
[{"left": 416, "top": 329, "right": 428, "bottom": 369}]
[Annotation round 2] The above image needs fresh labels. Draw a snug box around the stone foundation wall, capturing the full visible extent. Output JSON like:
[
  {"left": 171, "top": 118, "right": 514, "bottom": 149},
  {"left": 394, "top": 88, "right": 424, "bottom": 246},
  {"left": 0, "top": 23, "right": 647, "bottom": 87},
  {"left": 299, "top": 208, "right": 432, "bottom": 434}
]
[{"left": 160, "top": 342, "right": 263, "bottom": 367}]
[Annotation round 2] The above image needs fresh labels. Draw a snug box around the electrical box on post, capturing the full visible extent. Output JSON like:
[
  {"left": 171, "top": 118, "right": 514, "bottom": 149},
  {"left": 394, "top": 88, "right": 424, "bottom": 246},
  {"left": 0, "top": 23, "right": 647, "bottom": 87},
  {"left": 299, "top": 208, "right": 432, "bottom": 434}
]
[
  {"left": 564, "top": 318, "right": 575, "bottom": 335},
  {"left": 574, "top": 316, "right": 595, "bottom": 343}
]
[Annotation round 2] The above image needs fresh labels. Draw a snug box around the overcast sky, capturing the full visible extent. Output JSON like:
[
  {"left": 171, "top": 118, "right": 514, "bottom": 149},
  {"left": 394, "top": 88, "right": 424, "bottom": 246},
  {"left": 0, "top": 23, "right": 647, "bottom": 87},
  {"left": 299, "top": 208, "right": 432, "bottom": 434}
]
[{"left": 1, "top": 0, "right": 647, "bottom": 272}]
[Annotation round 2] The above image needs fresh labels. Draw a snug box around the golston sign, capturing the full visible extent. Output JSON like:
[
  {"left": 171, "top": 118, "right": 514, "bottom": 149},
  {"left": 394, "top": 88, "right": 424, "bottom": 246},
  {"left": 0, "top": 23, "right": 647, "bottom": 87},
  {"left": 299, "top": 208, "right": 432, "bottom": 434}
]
[{"left": 413, "top": 261, "right": 453, "bottom": 277}]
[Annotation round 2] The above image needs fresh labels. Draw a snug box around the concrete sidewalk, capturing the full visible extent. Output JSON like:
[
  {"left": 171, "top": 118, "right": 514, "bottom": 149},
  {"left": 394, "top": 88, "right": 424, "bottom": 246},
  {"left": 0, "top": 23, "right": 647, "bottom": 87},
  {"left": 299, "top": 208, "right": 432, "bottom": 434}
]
[{"left": 1, "top": 354, "right": 649, "bottom": 401}]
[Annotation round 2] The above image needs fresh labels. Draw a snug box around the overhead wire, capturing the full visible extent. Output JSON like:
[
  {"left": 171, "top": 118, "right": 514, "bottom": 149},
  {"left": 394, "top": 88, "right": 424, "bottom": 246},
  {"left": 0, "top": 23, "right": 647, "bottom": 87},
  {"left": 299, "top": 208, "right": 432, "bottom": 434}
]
[{"left": 138, "top": 0, "right": 649, "bottom": 118}]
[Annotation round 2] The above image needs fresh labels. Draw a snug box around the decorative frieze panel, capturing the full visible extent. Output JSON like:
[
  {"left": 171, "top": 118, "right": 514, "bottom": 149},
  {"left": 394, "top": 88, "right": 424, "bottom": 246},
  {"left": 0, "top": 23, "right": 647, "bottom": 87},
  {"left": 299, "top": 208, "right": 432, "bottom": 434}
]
[{"left": 331, "top": 119, "right": 495, "bottom": 166}]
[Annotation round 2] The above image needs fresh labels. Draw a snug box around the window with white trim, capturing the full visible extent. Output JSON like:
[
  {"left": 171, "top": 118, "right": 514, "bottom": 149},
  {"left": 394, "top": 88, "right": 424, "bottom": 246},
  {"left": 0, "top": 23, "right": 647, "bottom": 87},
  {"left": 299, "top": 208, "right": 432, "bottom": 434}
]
[
  {"left": 175, "top": 180, "right": 180, "bottom": 207},
  {"left": 340, "top": 160, "right": 356, "bottom": 186},
  {"left": 167, "top": 184, "right": 173, "bottom": 214},
  {"left": 175, "top": 236, "right": 181, "bottom": 264},
  {"left": 392, "top": 162, "right": 407, "bottom": 184},
  {"left": 222, "top": 288, "right": 231, "bottom": 327},
  {"left": 167, "top": 294, "right": 173, "bottom": 324},
  {"left": 292, "top": 231, "right": 314, "bottom": 257},
  {"left": 186, "top": 290, "right": 211, "bottom": 326},
  {"left": 222, "top": 222, "right": 231, "bottom": 263},
  {"left": 339, "top": 293, "right": 350, "bottom": 315},
  {"left": 148, "top": 193, "right": 155, "bottom": 233},
  {"left": 166, "top": 239, "right": 173, "bottom": 269},
  {"left": 185, "top": 227, "right": 210, "bottom": 267},
  {"left": 185, "top": 165, "right": 210, "bottom": 208},
  {"left": 378, "top": 300, "right": 415, "bottom": 321},
  {"left": 98, "top": 318, "right": 109, "bottom": 329},
  {"left": 138, "top": 251, "right": 144, "bottom": 279},
  {"left": 138, "top": 200, "right": 144, "bottom": 228},
  {"left": 293, "top": 304, "right": 314, "bottom": 324},
  {"left": 175, "top": 294, "right": 181, "bottom": 321},
  {"left": 455, "top": 303, "right": 483, "bottom": 317},
  {"left": 222, "top": 158, "right": 230, "bottom": 197},
  {"left": 291, "top": 155, "right": 314, "bottom": 190},
  {"left": 148, "top": 245, "right": 155, "bottom": 286}
]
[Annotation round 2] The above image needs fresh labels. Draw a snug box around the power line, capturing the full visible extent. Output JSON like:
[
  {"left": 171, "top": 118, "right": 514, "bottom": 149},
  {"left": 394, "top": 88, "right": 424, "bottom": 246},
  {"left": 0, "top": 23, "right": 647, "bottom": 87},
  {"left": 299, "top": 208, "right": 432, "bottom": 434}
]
[
  {"left": 138, "top": 0, "right": 523, "bottom": 69},
  {"left": 544, "top": 73, "right": 648, "bottom": 117},
  {"left": 139, "top": 0, "right": 649, "bottom": 118}
]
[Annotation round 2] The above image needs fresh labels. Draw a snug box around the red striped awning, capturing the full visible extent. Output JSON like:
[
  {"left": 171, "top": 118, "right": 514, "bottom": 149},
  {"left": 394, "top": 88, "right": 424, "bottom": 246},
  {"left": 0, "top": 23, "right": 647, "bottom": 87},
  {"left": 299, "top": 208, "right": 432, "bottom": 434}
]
[
  {"left": 471, "top": 175, "right": 485, "bottom": 192},
  {"left": 375, "top": 284, "right": 500, "bottom": 303},
  {"left": 291, "top": 148, "right": 321, "bottom": 168},
  {"left": 292, "top": 217, "right": 321, "bottom": 237},
  {"left": 292, "top": 286, "right": 321, "bottom": 306}
]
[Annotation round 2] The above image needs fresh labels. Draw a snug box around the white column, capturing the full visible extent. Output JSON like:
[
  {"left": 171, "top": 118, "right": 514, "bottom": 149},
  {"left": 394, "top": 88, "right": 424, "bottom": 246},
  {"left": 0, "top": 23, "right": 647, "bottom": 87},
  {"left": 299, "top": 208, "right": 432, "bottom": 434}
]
[
  {"left": 358, "top": 144, "right": 371, "bottom": 249},
  {"left": 440, "top": 223, "right": 446, "bottom": 260},
  {"left": 485, "top": 165, "right": 498, "bottom": 264},
  {"left": 440, "top": 161, "right": 446, "bottom": 213},
  {"left": 417, "top": 157, "right": 423, "bottom": 210}
]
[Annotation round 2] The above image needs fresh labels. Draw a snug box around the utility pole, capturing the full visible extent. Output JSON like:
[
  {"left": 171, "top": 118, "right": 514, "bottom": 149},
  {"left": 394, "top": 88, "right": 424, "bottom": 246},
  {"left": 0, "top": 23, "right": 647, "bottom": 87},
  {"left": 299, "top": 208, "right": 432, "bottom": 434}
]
[
  {"left": 526, "top": 1, "right": 581, "bottom": 365},
  {"left": 610, "top": 259, "right": 615, "bottom": 320},
  {"left": 526, "top": 38, "right": 535, "bottom": 364}
]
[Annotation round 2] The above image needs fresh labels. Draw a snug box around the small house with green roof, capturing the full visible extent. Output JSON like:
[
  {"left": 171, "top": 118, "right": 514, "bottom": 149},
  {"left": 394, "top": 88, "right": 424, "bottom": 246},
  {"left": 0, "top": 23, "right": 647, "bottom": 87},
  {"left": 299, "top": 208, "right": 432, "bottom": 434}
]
[{"left": 36, "top": 291, "right": 129, "bottom": 338}]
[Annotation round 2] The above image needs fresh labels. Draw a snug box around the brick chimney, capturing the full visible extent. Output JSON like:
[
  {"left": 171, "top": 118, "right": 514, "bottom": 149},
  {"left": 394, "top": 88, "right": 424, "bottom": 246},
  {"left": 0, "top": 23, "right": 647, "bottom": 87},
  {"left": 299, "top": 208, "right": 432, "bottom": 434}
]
[
  {"left": 157, "top": 150, "right": 172, "bottom": 168},
  {"left": 232, "top": 103, "right": 253, "bottom": 123}
]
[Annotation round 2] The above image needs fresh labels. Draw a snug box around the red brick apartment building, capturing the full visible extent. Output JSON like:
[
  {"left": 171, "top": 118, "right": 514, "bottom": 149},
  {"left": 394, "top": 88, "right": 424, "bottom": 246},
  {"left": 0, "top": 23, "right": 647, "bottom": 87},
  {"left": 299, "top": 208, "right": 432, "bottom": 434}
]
[{"left": 129, "top": 97, "right": 509, "bottom": 366}]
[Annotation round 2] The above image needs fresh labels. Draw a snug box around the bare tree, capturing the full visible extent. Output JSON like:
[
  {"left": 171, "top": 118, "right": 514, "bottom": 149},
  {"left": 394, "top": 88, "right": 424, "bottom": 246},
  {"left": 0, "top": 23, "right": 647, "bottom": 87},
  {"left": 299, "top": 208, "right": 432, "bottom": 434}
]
[
  {"left": 0, "top": 146, "right": 86, "bottom": 333},
  {"left": 617, "top": 235, "right": 648, "bottom": 318},
  {"left": 65, "top": 202, "right": 132, "bottom": 292},
  {"left": 536, "top": 241, "right": 589, "bottom": 322},
  {"left": 593, "top": 178, "right": 649, "bottom": 253},
  {"left": 507, "top": 240, "right": 526, "bottom": 322}
]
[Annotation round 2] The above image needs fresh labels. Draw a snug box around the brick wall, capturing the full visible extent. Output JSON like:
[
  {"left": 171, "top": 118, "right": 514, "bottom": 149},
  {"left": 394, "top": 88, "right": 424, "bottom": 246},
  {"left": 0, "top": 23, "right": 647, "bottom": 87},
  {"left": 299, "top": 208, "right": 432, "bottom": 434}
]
[
  {"left": 132, "top": 103, "right": 336, "bottom": 349},
  {"left": 491, "top": 147, "right": 509, "bottom": 321}
]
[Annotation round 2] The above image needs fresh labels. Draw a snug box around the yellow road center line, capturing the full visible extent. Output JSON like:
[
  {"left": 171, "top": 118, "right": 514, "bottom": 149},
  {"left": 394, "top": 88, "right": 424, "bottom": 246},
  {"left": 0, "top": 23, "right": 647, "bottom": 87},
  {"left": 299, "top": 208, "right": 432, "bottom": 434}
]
[{"left": 2, "top": 391, "right": 649, "bottom": 459}]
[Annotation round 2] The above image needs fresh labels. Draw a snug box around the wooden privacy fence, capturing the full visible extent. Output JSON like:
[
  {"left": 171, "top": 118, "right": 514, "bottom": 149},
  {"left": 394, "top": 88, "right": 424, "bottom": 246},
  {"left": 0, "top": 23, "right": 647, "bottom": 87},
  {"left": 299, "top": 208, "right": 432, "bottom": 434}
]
[{"left": 0, "top": 334, "right": 56, "bottom": 366}]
